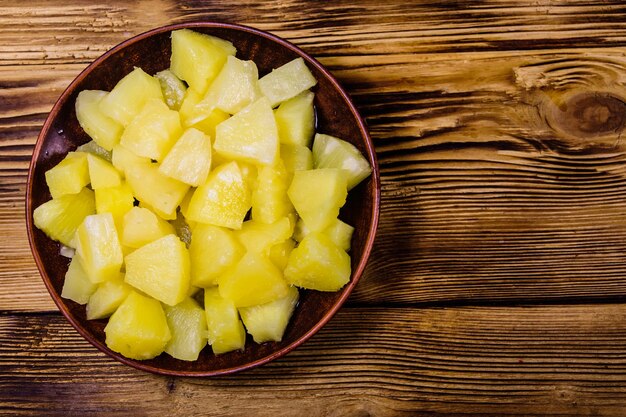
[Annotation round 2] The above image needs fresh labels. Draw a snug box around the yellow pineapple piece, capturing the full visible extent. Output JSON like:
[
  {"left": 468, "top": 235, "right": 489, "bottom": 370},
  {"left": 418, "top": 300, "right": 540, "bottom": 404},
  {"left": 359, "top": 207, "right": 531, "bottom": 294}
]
[
  {"left": 105, "top": 290, "right": 171, "bottom": 360},
  {"left": 77, "top": 140, "right": 112, "bottom": 162},
  {"left": 294, "top": 217, "right": 354, "bottom": 251},
  {"left": 94, "top": 182, "right": 134, "bottom": 232},
  {"left": 268, "top": 238, "right": 296, "bottom": 270},
  {"left": 274, "top": 90, "right": 315, "bottom": 147},
  {"left": 312, "top": 133, "right": 372, "bottom": 190},
  {"left": 164, "top": 297, "right": 208, "bottom": 361},
  {"left": 120, "top": 98, "right": 182, "bottom": 162},
  {"left": 61, "top": 254, "right": 97, "bottom": 305},
  {"left": 111, "top": 144, "right": 150, "bottom": 177},
  {"left": 86, "top": 274, "right": 131, "bottom": 320},
  {"left": 251, "top": 160, "right": 293, "bottom": 224},
  {"left": 218, "top": 252, "right": 289, "bottom": 308},
  {"left": 239, "top": 285, "right": 299, "bottom": 343},
  {"left": 87, "top": 153, "right": 122, "bottom": 189},
  {"left": 33, "top": 187, "right": 95, "bottom": 247},
  {"left": 45, "top": 152, "right": 89, "bottom": 198},
  {"left": 214, "top": 97, "right": 279, "bottom": 166},
  {"left": 75, "top": 90, "right": 123, "bottom": 151},
  {"left": 284, "top": 232, "right": 351, "bottom": 291},
  {"left": 121, "top": 206, "right": 175, "bottom": 248},
  {"left": 280, "top": 143, "right": 313, "bottom": 177},
  {"left": 170, "top": 29, "right": 236, "bottom": 94},
  {"left": 74, "top": 213, "right": 124, "bottom": 283},
  {"left": 158, "top": 127, "right": 211, "bottom": 186},
  {"left": 178, "top": 88, "right": 230, "bottom": 136},
  {"left": 125, "top": 161, "right": 189, "bottom": 220},
  {"left": 155, "top": 69, "right": 187, "bottom": 110},
  {"left": 124, "top": 234, "right": 190, "bottom": 306},
  {"left": 195, "top": 55, "right": 261, "bottom": 115},
  {"left": 186, "top": 161, "right": 251, "bottom": 229},
  {"left": 190, "top": 224, "right": 244, "bottom": 288},
  {"left": 99, "top": 67, "right": 164, "bottom": 127},
  {"left": 236, "top": 217, "right": 293, "bottom": 254},
  {"left": 259, "top": 58, "right": 317, "bottom": 107},
  {"left": 204, "top": 287, "right": 246, "bottom": 355},
  {"left": 287, "top": 168, "right": 347, "bottom": 232}
]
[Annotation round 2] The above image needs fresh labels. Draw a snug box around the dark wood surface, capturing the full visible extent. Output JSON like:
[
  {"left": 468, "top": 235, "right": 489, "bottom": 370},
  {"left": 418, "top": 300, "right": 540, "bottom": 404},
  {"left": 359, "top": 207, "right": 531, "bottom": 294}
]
[{"left": 3, "top": 0, "right": 626, "bottom": 415}]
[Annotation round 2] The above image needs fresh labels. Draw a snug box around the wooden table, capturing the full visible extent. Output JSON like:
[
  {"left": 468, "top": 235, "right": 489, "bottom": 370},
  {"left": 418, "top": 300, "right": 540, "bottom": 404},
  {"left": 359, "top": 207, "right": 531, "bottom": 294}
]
[{"left": 3, "top": 1, "right": 626, "bottom": 415}]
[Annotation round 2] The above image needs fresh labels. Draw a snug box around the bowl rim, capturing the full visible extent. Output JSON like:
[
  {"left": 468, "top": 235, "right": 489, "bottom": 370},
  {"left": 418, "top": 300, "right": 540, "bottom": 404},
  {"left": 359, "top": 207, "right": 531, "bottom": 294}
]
[{"left": 25, "top": 21, "right": 381, "bottom": 376}]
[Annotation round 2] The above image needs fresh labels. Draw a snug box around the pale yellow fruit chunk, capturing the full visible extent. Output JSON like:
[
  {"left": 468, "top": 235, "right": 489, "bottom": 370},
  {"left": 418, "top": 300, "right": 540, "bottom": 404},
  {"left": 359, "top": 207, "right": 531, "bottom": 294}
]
[
  {"left": 121, "top": 206, "right": 175, "bottom": 248},
  {"left": 74, "top": 213, "right": 124, "bottom": 283},
  {"left": 105, "top": 290, "right": 171, "bottom": 360},
  {"left": 155, "top": 69, "right": 187, "bottom": 110},
  {"left": 178, "top": 88, "right": 230, "bottom": 136},
  {"left": 284, "top": 232, "right": 351, "bottom": 292},
  {"left": 239, "top": 285, "right": 299, "bottom": 343},
  {"left": 294, "top": 217, "right": 354, "bottom": 251},
  {"left": 94, "top": 182, "right": 134, "bottom": 231},
  {"left": 45, "top": 152, "right": 89, "bottom": 199},
  {"left": 186, "top": 162, "right": 251, "bottom": 230},
  {"left": 280, "top": 144, "right": 313, "bottom": 178},
  {"left": 170, "top": 29, "right": 236, "bottom": 95},
  {"left": 312, "top": 133, "right": 372, "bottom": 190},
  {"left": 274, "top": 90, "right": 315, "bottom": 147},
  {"left": 259, "top": 58, "right": 317, "bottom": 107},
  {"left": 236, "top": 217, "right": 293, "bottom": 254},
  {"left": 75, "top": 90, "right": 123, "bottom": 151},
  {"left": 86, "top": 275, "right": 131, "bottom": 320},
  {"left": 268, "top": 238, "right": 296, "bottom": 270},
  {"left": 33, "top": 187, "right": 95, "bottom": 247},
  {"left": 120, "top": 98, "right": 182, "bottom": 162},
  {"left": 87, "top": 154, "right": 122, "bottom": 189},
  {"left": 111, "top": 144, "right": 150, "bottom": 177},
  {"left": 214, "top": 97, "right": 279, "bottom": 166},
  {"left": 99, "top": 67, "right": 164, "bottom": 127},
  {"left": 159, "top": 127, "right": 212, "bottom": 186},
  {"left": 204, "top": 287, "right": 246, "bottom": 355},
  {"left": 190, "top": 224, "right": 244, "bottom": 288},
  {"left": 218, "top": 252, "right": 289, "bottom": 308},
  {"left": 164, "top": 297, "right": 208, "bottom": 361},
  {"left": 124, "top": 234, "right": 190, "bottom": 306},
  {"left": 61, "top": 254, "right": 97, "bottom": 305},
  {"left": 251, "top": 160, "right": 294, "bottom": 224}
]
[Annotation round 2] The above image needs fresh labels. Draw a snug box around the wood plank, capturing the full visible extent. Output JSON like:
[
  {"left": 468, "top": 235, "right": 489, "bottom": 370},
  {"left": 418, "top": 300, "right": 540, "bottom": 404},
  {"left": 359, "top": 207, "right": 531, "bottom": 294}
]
[{"left": 3, "top": 305, "right": 626, "bottom": 416}]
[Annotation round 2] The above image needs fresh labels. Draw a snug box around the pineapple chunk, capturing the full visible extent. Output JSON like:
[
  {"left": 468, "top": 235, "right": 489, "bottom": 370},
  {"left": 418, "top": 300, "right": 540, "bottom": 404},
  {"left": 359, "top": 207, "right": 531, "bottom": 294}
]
[
  {"left": 236, "top": 217, "right": 293, "bottom": 254},
  {"left": 312, "top": 133, "right": 372, "bottom": 190},
  {"left": 77, "top": 140, "right": 112, "bottom": 162},
  {"left": 124, "top": 234, "right": 190, "bottom": 306},
  {"left": 121, "top": 206, "right": 175, "bottom": 248},
  {"left": 239, "top": 285, "right": 299, "bottom": 343},
  {"left": 159, "top": 127, "right": 212, "bottom": 186},
  {"left": 269, "top": 238, "right": 296, "bottom": 270},
  {"left": 99, "top": 67, "right": 164, "bottom": 127},
  {"left": 259, "top": 58, "right": 317, "bottom": 107},
  {"left": 190, "top": 224, "right": 244, "bottom": 288},
  {"left": 111, "top": 144, "right": 150, "bottom": 177},
  {"left": 104, "top": 290, "right": 171, "bottom": 360},
  {"left": 214, "top": 97, "right": 279, "bottom": 166},
  {"left": 186, "top": 161, "right": 251, "bottom": 230},
  {"left": 204, "top": 287, "right": 246, "bottom": 355},
  {"left": 275, "top": 90, "right": 315, "bottom": 147},
  {"left": 75, "top": 90, "right": 123, "bottom": 151},
  {"left": 74, "top": 213, "right": 124, "bottom": 283},
  {"left": 170, "top": 29, "right": 236, "bottom": 94},
  {"left": 119, "top": 98, "right": 182, "bottom": 162},
  {"left": 195, "top": 55, "right": 261, "bottom": 115},
  {"left": 45, "top": 152, "right": 89, "bottom": 198},
  {"left": 251, "top": 160, "right": 294, "bottom": 224},
  {"left": 87, "top": 154, "right": 122, "bottom": 189},
  {"left": 178, "top": 88, "right": 230, "bottom": 135},
  {"left": 281, "top": 144, "right": 313, "bottom": 177},
  {"left": 94, "top": 182, "right": 134, "bottom": 231},
  {"left": 164, "top": 297, "right": 208, "bottom": 361},
  {"left": 218, "top": 252, "right": 289, "bottom": 308},
  {"left": 61, "top": 254, "right": 97, "bottom": 305},
  {"left": 294, "top": 217, "right": 354, "bottom": 251},
  {"left": 86, "top": 275, "right": 131, "bottom": 320},
  {"left": 284, "top": 232, "right": 351, "bottom": 291},
  {"left": 125, "top": 161, "right": 189, "bottom": 220},
  {"left": 155, "top": 69, "right": 187, "bottom": 110},
  {"left": 287, "top": 168, "right": 347, "bottom": 232}
]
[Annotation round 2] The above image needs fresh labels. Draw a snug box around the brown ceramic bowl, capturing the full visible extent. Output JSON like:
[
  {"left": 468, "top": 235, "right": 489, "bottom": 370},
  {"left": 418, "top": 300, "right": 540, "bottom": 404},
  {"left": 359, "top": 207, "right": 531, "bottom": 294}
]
[{"left": 26, "top": 22, "right": 380, "bottom": 376}]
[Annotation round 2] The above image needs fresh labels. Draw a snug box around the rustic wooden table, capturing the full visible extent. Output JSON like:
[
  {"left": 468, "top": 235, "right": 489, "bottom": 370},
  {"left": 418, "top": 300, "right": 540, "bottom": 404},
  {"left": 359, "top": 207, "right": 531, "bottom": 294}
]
[{"left": 3, "top": 1, "right": 626, "bottom": 416}]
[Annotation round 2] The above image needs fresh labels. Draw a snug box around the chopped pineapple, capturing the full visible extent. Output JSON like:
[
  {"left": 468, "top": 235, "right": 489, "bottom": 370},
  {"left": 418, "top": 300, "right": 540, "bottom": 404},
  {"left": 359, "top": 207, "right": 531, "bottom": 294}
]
[
  {"left": 61, "top": 254, "right": 97, "bottom": 305},
  {"left": 86, "top": 275, "right": 131, "bottom": 320},
  {"left": 268, "top": 238, "right": 296, "bottom": 270},
  {"left": 33, "top": 187, "right": 95, "bottom": 247},
  {"left": 98, "top": 67, "right": 164, "bottom": 127},
  {"left": 236, "top": 217, "right": 293, "bottom": 254},
  {"left": 164, "top": 297, "right": 208, "bottom": 361},
  {"left": 74, "top": 213, "right": 124, "bottom": 283},
  {"left": 186, "top": 161, "right": 251, "bottom": 230},
  {"left": 280, "top": 144, "right": 313, "bottom": 177},
  {"left": 121, "top": 206, "right": 175, "bottom": 248},
  {"left": 275, "top": 90, "right": 315, "bottom": 147},
  {"left": 105, "top": 290, "right": 171, "bottom": 360},
  {"left": 178, "top": 88, "right": 230, "bottom": 135},
  {"left": 218, "top": 252, "right": 289, "bottom": 308},
  {"left": 284, "top": 232, "right": 351, "bottom": 291},
  {"left": 312, "top": 133, "right": 372, "bottom": 190},
  {"left": 204, "top": 287, "right": 246, "bottom": 355},
  {"left": 214, "top": 97, "right": 279, "bottom": 166},
  {"left": 190, "top": 224, "right": 244, "bottom": 288},
  {"left": 94, "top": 182, "right": 134, "bottom": 232},
  {"left": 251, "top": 160, "right": 294, "bottom": 224},
  {"left": 259, "top": 58, "right": 317, "bottom": 107},
  {"left": 119, "top": 98, "right": 182, "bottom": 162},
  {"left": 294, "top": 217, "right": 354, "bottom": 251},
  {"left": 87, "top": 154, "right": 122, "bottom": 189},
  {"left": 158, "top": 127, "right": 212, "bottom": 187},
  {"left": 45, "top": 152, "right": 90, "bottom": 199},
  {"left": 239, "top": 285, "right": 299, "bottom": 343},
  {"left": 77, "top": 140, "right": 112, "bottom": 162},
  {"left": 170, "top": 29, "right": 236, "bottom": 95},
  {"left": 287, "top": 168, "right": 347, "bottom": 232},
  {"left": 124, "top": 234, "right": 190, "bottom": 306},
  {"left": 111, "top": 144, "right": 150, "bottom": 177},
  {"left": 155, "top": 69, "right": 187, "bottom": 110},
  {"left": 75, "top": 90, "right": 123, "bottom": 151}
]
